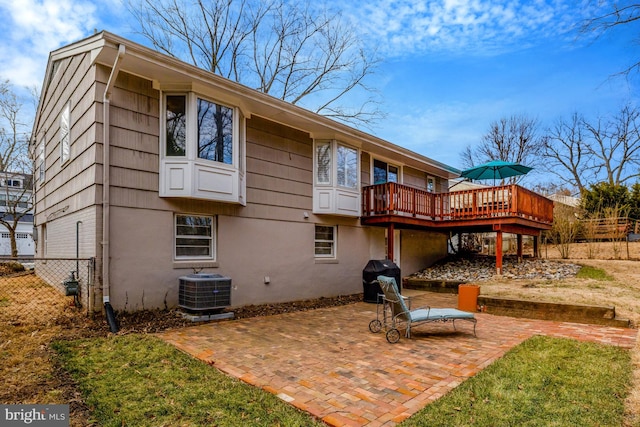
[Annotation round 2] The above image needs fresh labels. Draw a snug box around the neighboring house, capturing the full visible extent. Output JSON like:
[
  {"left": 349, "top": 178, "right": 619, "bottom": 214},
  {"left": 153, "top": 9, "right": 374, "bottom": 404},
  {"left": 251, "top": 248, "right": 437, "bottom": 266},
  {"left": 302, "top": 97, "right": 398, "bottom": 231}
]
[
  {"left": 31, "top": 32, "right": 465, "bottom": 311},
  {"left": 0, "top": 172, "right": 34, "bottom": 257}
]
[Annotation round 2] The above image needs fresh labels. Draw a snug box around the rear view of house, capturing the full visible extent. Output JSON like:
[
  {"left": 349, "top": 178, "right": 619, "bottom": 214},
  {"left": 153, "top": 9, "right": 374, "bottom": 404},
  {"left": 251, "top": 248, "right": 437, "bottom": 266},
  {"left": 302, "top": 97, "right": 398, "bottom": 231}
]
[{"left": 30, "top": 31, "right": 466, "bottom": 312}]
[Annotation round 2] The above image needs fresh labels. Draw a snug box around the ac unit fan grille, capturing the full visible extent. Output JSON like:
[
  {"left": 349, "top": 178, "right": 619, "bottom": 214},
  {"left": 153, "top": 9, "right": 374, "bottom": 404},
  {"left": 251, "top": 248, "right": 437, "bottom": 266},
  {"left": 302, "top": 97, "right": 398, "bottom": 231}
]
[{"left": 179, "top": 274, "right": 232, "bottom": 311}]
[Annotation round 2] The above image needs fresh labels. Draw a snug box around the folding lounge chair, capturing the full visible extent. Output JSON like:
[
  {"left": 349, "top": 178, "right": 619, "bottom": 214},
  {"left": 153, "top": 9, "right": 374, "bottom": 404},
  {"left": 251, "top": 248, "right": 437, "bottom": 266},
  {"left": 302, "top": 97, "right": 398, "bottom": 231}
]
[{"left": 370, "top": 275, "right": 477, "bottom": 343}]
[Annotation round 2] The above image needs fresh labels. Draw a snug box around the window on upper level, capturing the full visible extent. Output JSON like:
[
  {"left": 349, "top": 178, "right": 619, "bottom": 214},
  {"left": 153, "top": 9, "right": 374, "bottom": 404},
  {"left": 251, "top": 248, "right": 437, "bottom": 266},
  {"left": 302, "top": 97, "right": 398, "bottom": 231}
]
[
  {"left": 60, "top": 103, "right": 70, "bottom": 164},
  {"left": 373, "top": 159, "right": 399, "bottom": 184},
  {"left": 38, "top": 138, "right": 45, "bottom": 182},
  {"left": 313, "top": 140, "right": 360, "bottom": 216},
  {"left": 166, "top": 95, "right": 186, "bottom": 157},
  {"left": 197, "top": 98, "right": 233, "bottom": 164},
  {"left": 427, "top": 175, "right": 435, "bottom": 192},
  {"left": 160, "top": 93, "right": 245, "bottom": 204},
  {"left": 2, "top": 179, "right": 21, "bottom": 188}
]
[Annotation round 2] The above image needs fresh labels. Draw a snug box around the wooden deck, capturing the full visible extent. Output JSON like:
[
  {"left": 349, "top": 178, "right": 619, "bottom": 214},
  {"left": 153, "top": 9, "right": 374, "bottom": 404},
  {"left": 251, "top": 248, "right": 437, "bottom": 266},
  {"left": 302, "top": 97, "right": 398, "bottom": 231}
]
[
  {"left": 361, "top": 183, "right": 554, "bottom": 273},
  {"left": 362, "top": 183, "right": 553, "bottom": 229}
]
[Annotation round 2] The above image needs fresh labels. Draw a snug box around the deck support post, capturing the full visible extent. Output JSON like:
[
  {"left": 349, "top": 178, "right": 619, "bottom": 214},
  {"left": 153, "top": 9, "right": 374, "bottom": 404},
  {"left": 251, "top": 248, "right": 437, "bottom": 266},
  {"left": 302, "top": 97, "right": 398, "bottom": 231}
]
[
  {"left": 533, "top": 235, "right": 539, "bottom": 258},
  {"left": 517, "top": 234, "right": 523, "bottom": 261},
  {"left": 387, "top": 223, "right": 395, "bottom": 262},
  {"left": 495, "top": 230, "right": 503, "bottom": 275}
]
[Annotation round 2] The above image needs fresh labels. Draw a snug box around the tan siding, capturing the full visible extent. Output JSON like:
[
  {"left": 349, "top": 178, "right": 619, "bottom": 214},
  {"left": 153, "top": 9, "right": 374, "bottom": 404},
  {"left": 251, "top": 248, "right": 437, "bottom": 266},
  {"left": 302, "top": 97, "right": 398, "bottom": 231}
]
[
  {"left": 244, "top": 115, "right": 314, "bottom": 220},
  {"left": 249, "top": 115, "right": 312, "bottom": 148},
  {"left": 110, "top": 166, "right": 159, "bottom": 192},
  {"left": 246, "top": 173, "right": 311, "bottom": 197},
  {"left": 110, "top": 127, "right": 159, "bottom": 156},
  {"left": 102, "top": 70, "right": 161, "bottom": 201},
  {"left": 245, "top": 188, "right": 311, "bottom": 210},
  {"left": 34, "top": 51, "right": 100, "bottom": 227},
  {"left": 246, "top": 142, "right": 311, "bottom": 174},
  {"left": 361, "top": 152, "right": 371, "bottom": 186},
  {"left": 403, "top": 166, "right": 427, "bottom": 189},
  {"left": 109, "top": 144, "right": 159, "bottom": 173}
]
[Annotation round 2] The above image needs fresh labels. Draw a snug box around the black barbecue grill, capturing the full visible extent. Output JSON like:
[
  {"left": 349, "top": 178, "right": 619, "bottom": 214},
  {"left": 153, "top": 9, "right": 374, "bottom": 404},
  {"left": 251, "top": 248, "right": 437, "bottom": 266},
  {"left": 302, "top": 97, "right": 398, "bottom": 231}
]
[{"left": 362, "top": 259, "right": 401, "bottom": 303}]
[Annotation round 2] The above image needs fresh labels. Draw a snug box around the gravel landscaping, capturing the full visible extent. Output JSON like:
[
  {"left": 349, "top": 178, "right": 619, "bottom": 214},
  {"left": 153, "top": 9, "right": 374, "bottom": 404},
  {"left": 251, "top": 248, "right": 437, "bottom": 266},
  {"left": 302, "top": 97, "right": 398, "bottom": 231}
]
[{"left": 410, "top": 255, "right": 582, "bottom": 282}]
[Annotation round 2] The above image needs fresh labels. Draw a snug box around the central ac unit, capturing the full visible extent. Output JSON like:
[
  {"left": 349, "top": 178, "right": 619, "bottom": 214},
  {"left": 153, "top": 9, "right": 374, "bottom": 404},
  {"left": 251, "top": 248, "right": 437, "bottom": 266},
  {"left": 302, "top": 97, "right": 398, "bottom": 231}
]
[{"left": 178, "top": 273, "right": 232, "bottom": 312}]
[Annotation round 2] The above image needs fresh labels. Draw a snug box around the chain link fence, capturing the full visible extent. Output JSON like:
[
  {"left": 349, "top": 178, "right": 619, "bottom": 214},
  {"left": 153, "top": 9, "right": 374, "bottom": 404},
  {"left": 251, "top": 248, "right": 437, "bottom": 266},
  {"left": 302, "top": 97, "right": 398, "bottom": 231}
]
[{"left": 0, "top": 257, "right": 95, "bottom": 325}]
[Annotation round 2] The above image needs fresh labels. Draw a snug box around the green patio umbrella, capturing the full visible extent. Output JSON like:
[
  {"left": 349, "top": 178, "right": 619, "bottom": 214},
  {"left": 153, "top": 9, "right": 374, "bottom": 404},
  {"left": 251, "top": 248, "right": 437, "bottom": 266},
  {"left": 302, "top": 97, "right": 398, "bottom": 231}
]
[{"left": 460, "top": 160, "right": 533, "bottom": 184}]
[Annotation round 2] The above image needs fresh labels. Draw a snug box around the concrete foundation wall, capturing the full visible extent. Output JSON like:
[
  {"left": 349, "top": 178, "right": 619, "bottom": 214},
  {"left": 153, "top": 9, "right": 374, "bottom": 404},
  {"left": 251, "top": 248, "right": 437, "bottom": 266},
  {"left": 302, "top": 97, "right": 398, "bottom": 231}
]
[
  {"left": 400, "top": 230, "right": 448, "bottom": 275},
  {"left": 108, "top": 206, "right": 383, "bottom": 310}
]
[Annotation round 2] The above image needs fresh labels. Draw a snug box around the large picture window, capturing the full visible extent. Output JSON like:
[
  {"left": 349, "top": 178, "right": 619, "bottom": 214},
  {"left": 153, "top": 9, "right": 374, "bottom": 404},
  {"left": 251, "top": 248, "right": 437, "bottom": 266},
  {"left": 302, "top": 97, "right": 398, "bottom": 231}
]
[
  {"left": 175, "top": 214, "right": 214, "bottom": 259},
  {"left": 314, "top": 225, "right": 335, "bottom": 258},
  {"left": 197, "top": 98, "right": 233, "bottom": 164},
  {"left": 164, "top": 93, "right": 236, "bottom": 165}
]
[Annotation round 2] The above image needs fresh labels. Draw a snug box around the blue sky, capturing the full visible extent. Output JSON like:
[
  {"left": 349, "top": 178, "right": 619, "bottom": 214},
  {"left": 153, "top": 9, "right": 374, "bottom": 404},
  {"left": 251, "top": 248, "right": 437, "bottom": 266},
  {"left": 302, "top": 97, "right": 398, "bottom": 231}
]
[{"left": 0, "top": 0, "right": 637, "bottom": 174}]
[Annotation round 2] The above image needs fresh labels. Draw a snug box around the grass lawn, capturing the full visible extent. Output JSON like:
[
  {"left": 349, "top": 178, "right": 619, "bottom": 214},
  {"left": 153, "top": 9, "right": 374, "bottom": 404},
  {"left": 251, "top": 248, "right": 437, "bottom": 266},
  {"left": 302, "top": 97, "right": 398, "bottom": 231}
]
[
  {"left": 53, "top": 334, "right": 632, "bottom": 427},
  {"left": 400, "top": 335, "right": 632, "bottom": 427},
  {"left": 52, "top": 335, "right": 325, "bottom": 427}
]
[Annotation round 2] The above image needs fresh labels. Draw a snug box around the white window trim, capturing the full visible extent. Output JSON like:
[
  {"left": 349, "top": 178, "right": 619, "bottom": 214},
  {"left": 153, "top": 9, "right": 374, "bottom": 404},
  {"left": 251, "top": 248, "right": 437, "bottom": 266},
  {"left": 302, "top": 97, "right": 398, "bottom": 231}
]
[
  {"left": 162, "top": 92, "right": 240, "bottom": 168},
  {"left": 60, "top": 102, "right": 70, "bottom": 164},
  {"left": 371, "top": 157, "right": 402, "bottom": 185},
  {"left": 38, "top": 137, "right": 45, "bottom": 182},
  {"left": 315, "top": 140, "right": 332, "bottom": 186},
  {"left": 427, "top": 175, "right": 436, "bottom": 192},
  {"left": 174, "top": 214, "right": 216, "bottom": 261},
  {"left": 160, "top": 92, "right": 246, "bottom": 204},
  {"left": 314, "top": 224, "right": 337, "bottom": 259},
  {"left": 314, "top": 140, "right": 360, "bottom": 188}
]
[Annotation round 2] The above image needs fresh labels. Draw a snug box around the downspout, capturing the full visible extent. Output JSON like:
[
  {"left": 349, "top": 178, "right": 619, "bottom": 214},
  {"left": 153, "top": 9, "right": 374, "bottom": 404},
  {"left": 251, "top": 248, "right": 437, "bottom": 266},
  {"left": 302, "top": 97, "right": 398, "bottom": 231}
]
[{"left": 103, "top": 44, "right": 125, "bottom": 333}]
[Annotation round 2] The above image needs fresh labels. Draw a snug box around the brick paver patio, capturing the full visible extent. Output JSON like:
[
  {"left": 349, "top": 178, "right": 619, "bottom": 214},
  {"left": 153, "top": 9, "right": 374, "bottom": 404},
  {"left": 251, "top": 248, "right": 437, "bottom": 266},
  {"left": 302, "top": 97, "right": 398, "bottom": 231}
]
[{"left": 158, "top": 292, "right": 637, "bottom": 426}]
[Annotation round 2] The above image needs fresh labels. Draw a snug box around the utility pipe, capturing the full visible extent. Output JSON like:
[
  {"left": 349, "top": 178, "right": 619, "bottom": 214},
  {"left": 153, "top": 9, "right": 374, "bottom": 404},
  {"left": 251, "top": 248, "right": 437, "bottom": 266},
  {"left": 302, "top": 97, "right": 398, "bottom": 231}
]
[
  {"left": 76, "top": 221, "right": 82, "bottom": 278},
  {"left": 102, "top": 44, "right": 125, "bottom": 333}
]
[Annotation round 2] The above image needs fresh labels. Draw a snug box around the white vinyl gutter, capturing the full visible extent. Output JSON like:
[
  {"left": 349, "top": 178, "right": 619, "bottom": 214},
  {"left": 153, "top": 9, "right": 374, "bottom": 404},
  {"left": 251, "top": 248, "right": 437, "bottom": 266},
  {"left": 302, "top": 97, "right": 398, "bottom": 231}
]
[{"left": 102, "top": 44, "right": 125, "bottom": 306}]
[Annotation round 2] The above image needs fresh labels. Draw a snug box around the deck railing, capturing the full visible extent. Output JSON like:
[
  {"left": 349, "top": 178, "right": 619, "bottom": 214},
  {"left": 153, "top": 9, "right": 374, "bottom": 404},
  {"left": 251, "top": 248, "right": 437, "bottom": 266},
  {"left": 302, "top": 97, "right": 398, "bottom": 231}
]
[{"left": 362, "top": 183, "right": 553, "bottom": 224}]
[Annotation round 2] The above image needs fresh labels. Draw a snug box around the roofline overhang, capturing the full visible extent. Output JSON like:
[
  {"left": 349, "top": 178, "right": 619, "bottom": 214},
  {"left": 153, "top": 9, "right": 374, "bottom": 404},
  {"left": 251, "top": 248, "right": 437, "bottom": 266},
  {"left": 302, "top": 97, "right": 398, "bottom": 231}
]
[{"left": 38, "top": 31, "right": 461, "bottom": 179}]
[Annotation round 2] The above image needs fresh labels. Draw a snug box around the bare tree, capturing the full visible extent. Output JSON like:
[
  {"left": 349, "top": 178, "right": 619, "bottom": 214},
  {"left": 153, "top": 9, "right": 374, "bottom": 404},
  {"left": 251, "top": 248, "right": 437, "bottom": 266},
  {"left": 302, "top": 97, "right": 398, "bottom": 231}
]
[
  {"left": 461, "top": 114, "right": 542, "bottom": 183},
  {"left": 542, "top": 112, "right": 592, "bottom": 193},
  {"left": 584, "top": 104, "right": 640, "bottom": 186},
  {"left": 0, "top": 80, "right": 34, "bottom": 257},
  {"left": 127, "top": 0, "right": 382, "bottom": 127},
  {"left": 542, "top": 105, "right": 640, "bottom": 193},
  {"left": 581, "top": 3, "right": 640, "bottom": 77}
]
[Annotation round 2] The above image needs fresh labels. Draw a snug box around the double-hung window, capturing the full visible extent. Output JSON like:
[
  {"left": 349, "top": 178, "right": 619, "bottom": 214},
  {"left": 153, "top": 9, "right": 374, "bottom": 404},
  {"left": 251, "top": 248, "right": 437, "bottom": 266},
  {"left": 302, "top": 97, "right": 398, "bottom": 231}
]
[
  {"left": 161, "top": 93, "right": 245, "bottom": 204},
  {"left": 314, "top": 225, "right": 336, "bottom": 258},
  {"left": 313, "top": 140, "right": 360, "bottom": 216},
  {"left": 175, "top": 214, "right": 215, "bottom": 260}
]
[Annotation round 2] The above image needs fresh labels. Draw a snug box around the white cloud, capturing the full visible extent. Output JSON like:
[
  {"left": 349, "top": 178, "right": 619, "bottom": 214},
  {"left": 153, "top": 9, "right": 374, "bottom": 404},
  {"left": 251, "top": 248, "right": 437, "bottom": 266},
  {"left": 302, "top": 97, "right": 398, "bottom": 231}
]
[
  {"left": 0, "top": 0, "right": 106, "bottom": 87},
  {"left": 377, "top": 100, "right": 511, "bottom": 167},
  {"left": 341, "top": 0, "right": 582, "bottom": 58}
]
